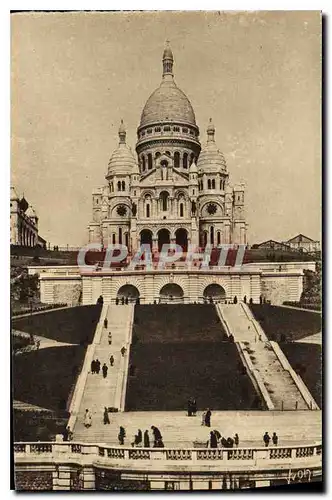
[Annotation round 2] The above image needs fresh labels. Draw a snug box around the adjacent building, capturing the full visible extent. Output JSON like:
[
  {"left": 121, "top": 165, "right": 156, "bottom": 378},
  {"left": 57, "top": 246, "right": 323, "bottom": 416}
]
[{"left": 10, "top": 186, "right": 45, "bottom": 247}]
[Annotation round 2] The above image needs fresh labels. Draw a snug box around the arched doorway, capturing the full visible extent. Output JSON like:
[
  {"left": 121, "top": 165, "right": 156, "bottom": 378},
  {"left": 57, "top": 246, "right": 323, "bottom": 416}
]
[
  {"left": 117, "top": 284, "right": 140, "bottom": 303},
  {"left": 140, "top": 229, "right": 153, "bottom": 248},
  {"left": 203, "top": 284, "right": 226, "bottom": 303},
  {"left": 159, "top": 283, "right": 184, "bottom": 304},
  {"left": 158, "top": 228, "right": 170, "bottom": 251},
  {"left": 175, "top": 228, "right": 188, "bottom": 252}
]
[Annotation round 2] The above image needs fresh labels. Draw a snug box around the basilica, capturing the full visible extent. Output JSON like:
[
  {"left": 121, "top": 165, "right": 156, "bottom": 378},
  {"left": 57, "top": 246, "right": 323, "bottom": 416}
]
[{"left": 88, "top": 44, "right": 247, "bottom": 252}]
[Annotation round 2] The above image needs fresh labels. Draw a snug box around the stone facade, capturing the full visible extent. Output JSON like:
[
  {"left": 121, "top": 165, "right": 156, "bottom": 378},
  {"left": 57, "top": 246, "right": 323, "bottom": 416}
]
[
  {"left": 10, "top": 186, "right": 42, "bottom": 247},
  {"left": 30, "top": 261, "right": 314, "bottom": 306},
  {"left": 88, "top": 45, "right": 247, "bottom": 251}
]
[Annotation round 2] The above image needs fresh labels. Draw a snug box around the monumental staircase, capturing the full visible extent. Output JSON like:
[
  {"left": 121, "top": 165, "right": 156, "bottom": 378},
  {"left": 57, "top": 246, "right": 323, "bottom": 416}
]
[
  {"left": 216, "top": 303, "right": 318, "bottom": 411},
  {"left": 72, "top": 304, "right": 134, "bottom": 441}
]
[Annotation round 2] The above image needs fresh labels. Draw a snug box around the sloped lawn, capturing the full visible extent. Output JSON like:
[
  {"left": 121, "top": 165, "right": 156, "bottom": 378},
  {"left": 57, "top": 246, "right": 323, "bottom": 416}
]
[
  {"left": 249, "top": 304, "right": 321, "bottom": 342},
  {"left": 12, "top": 304, "right": 102, "bottom": 344}
]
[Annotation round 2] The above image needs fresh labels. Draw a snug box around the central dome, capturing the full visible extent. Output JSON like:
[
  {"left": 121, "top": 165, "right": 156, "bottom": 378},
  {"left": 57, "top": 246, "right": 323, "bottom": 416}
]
[
  {"left": 139, "top": 44, "right": 196, "bottom": 128},
  {"left": 140, "top": 79, "right": 196, "bottom": 127}
]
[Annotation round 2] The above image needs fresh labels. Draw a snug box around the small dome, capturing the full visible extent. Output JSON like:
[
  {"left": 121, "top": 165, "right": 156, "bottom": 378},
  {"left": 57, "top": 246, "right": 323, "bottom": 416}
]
[
  {"left": 197, "top": 121, "right": 227, "bottom": 173},
  {"left": 10, "top": 186, "right": 19, "bottom": 201},
  {"left": 189, "top": 160, "right": 198, "bottom": 173},
  {"left": 107, "top": 121, "right": 137, "bottom": 176},
  {"left": 26, "top": 205, "right": 37, "bottom": 218}
]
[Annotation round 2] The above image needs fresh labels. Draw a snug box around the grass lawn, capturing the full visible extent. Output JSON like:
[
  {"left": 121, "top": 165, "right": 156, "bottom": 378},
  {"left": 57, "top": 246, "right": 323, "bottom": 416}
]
[
  {"left": 133, "top": 304, "right": 228, "bottom": 343},
  {"left": 126, "top": 305, "right": 262, "bottom": 411},
  {"left": 249, "top": 304, "right": 321, "bottom": 342},
  {"left": 126, "top": 341, "right": 262, "bottom": 411},
  {"left": 13, "top": 345, "right": 87, "bottom": 412},
  {"left": 279, "top": 343, "right": 322, "bottom": 408},
  {"left": 12, "top": 304, "right": 102, "bottom": 344}
]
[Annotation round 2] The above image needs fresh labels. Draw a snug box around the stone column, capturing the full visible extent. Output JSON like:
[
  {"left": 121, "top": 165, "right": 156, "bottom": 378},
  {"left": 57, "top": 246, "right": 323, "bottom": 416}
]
[
  {"left": 52, "top": 466, "right": 71, "bottom": 491},
  {"left": 82, "top": 467, "right": 95, "bottom": 491}
]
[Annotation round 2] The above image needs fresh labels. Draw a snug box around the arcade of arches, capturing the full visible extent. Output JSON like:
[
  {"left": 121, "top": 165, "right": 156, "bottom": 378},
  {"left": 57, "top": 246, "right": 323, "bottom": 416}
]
[
  {"left": 159, "top": 283, "right": 184, "bottom": 303},
  {"left": 139, "top": 228, "right": 188, "bottom": 252},
  {"left": 117, "top": 284, "right": 140, "bottom": 302},
  {"left": 203, "top": 284, "right": 226, "bottom": 302}
]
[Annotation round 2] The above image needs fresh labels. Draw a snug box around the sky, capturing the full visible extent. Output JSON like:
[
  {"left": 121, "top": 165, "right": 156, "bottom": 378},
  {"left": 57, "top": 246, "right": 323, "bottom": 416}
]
[{"left": 11, "top": 10, "right": 321, "bottom": 247}]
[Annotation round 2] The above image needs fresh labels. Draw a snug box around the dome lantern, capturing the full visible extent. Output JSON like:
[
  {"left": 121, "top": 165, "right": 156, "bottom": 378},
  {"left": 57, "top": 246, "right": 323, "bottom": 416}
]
[
  {"left": 118, "top": 119, "right": 126, "bottom": 144},
  {"left": 207, "top": 118, "right": 215, "bottom": 142},
  {"left": 162, "top": 40, "right": 174, "bottom": 78}
]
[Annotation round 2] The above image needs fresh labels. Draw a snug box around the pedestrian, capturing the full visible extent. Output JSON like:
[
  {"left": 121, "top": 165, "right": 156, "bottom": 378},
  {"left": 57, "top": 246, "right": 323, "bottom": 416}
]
[
  {"left": 201, "top": 410, "right": 206, "bottom": 426},
  {"left": 209, "top": 431, "right": 218, "bottom": 448},
  {"left": 121, "top": 346, "right": 126, "bottom": 357},
  {"left": 104, "top": 318, "right": 108, "bottom": 329},
  {"left": 272, "top": 432, "right": 278, "bottom": 446},
  {"left": 102, "top": 363, "right": 108, "bottom": 378},
  {"left": 192, "top": 397, "right": 197, "bottom": 416},
  {"left": 151, "top": 426, "right": 163, "bottom": 447},
  {"left": 144, "top": 430, "right": 150, "bottom": 448},
  {"left": 110, "top": 355, "right": 114, "bottom": 367},
  {"left": 91, "top": 359, "right": 96, "bottom": 374},
  {"left": 227, "top": 437, "right": 234, "bottom": 448},
  {"left": 234, "top": 433, "right": 239, "bottom": 447},
  {"left": 103, "top": 407, "right": 110, "bottom": 425},
  {"left": 84, "top": 409, "right": 92, "bottom": 428},
  {"left": 95, "top": 359, "right": 101, "bottom": 374},
  {"left": 118, "top": 426, "right": 126, "bottom": 445},
  {"left": 263, "top": 431, "right": 271, "bottom": 447},
  {"left": 204, "top": 409, "right": 212, "bottom": 427},
  {"left": 221, "top": 437, "right": 228, "bottom": 448},
  {"left": 213, "top": 430, "right": 221, "bottom": 446},
  {"left": 187, "top": 398, "right": 192, "bottom": 417},
  {"left": 108, "top": 332, "right": 112, "bottom": 345}
]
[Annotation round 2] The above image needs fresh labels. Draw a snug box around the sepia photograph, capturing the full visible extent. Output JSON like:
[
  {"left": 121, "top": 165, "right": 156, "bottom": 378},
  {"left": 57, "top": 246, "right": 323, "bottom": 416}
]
[{"left": 10, "top": 10, "right": 322, "bottom": 491}]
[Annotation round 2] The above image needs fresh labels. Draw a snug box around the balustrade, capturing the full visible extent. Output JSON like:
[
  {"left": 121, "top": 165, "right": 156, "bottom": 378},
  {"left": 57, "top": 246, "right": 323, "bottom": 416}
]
[
  {"left": 106, "top": 448, "right": 125, "bottom": 459},
  {"left": 14, "top": 442, "right": 322, "bottom": 468},
  {"left": 295, "top": 446, "right": 315, "bottom": 458},
  {"left": 197, "top": 449, "right": 223, "bottom": 460},
  {"left": 228, "top": 449, "right": 254, "bottom": 460},
  {"left": 30, "top": 443, "right": 53, "bottom": 454},
  {"left": 14, "top": 444, "right": 26, "bottom": 453},
  {"left": 166, "top": 450, "right": 192, "bottom": 460},
  {"left": 129, "top": 449, "right": 150, "bottom": 460},
  {"left": 270, "top": 448, "right": 291, "bottom": 459}
]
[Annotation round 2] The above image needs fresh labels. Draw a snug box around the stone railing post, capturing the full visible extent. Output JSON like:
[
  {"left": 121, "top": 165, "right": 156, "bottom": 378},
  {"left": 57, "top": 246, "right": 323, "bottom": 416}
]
[{"left": 53, "top": 465, "right": 71, "bottom": 491}]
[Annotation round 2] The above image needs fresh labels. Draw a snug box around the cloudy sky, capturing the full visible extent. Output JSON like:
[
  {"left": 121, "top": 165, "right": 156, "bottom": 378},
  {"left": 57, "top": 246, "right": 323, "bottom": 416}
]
[{"left": 11, "top": 11, "right": 321, "bottom": 246}]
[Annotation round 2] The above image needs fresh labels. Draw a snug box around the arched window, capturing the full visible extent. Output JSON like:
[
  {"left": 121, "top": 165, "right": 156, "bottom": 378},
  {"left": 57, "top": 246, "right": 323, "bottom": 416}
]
[
  {"left": 220, "top": 180, "right": 222, "bottom": 190},
  {"left": 125, "top": 233, "right": 129, "bottom": 248},
  {"left": 122, "top": 181, "right": 125, "bottom": 191},
  {"left": 212, "top": 179, "right": 216, "bottom": 189},
  {"left": 174, "top": 151, "right": 180, "bottom": 169},
  {"left": 192, "top": 189, "right": 195, "bottom": 195},
  {"left": 148, "top": 153, "right": 153, "bottom": 170},
  {"left": 110, "top": 183, "right": 114, "bottom": 192},
  {"left": 223, "top": 180, "right": 225, "bottom": 190},
  {"left": 210, "top": 226, "right": 214, "bottom": 245},
  {"left": 208, "top": 179, "right": 211, "bottom": 189},
  {"left": 190, "top": 153, "right": 195, "bottom": 165},
  {"left": 160, "top": 191, "right": 169, "bottom": 211},
  {"left": 146, "top": 204, "right": 150, "bottom": 218},
  {"left": 112, "top": 234, "right": 116, "bottom": 244},
  {"left": 183, "top": 152, "right": 188, "bottom": 169},
  {"left": 142, "top": 155, "right": 146, "bottom": 171},
  {"left": 155, "top": 152, "right": 161, "bottom": 158},
  {"left": 119, "top": 228, "right": 122, "bottom": 245},
  {"left": 217, "top": 231, "right": 221, "bottom": 245},
  {"left": 180, "top": 203, "right": 184, "bottom": 217},
  {"left": 117, "top": 181, "right": 121, "bottom": 191}
]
